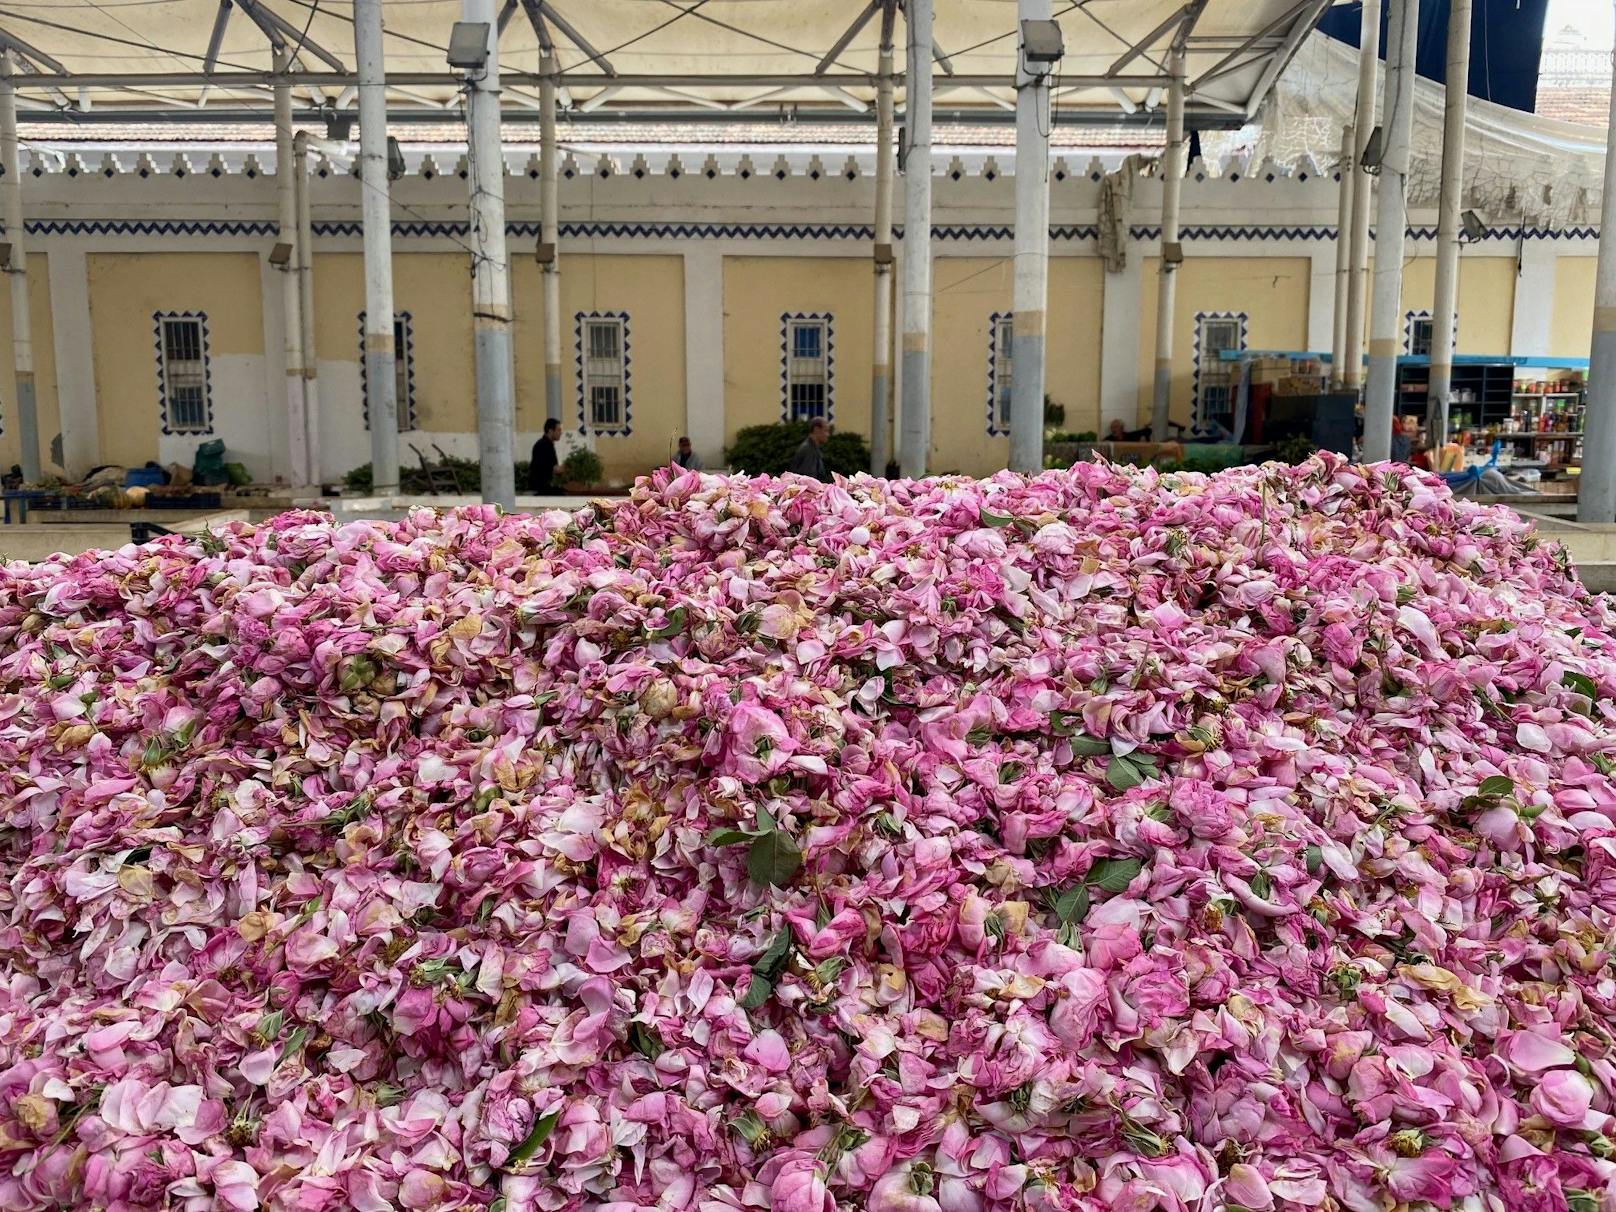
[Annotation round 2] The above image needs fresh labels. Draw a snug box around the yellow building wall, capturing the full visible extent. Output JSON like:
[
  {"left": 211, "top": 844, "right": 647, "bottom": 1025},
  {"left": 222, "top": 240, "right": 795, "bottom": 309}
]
[
  {"left": 1135, "top": 257, "right": 1312, "bottom": 427},
  {"left": 1394, "top": 254, "right": 1517, "bottom": 354},
  {"left": 722, "top": 255, "right": 874, "bottom": 458},
  {"left": 0, "top": 254, "right": 59, "bottom": 476},
  {"left": 1551, "top": 256, "right": 1596, "bottom": 360},
  {"left": 512, "top": 253, "right": 686, "bottom": 484},
  {"left": 929, "top": 256, "right": 1104, "bottom": 476},
  {"left": 312, "top": 251, "right": 477, "bottom": 434},
  {"left": 87, "top": 252, "right": 264, "bottom": 469}
]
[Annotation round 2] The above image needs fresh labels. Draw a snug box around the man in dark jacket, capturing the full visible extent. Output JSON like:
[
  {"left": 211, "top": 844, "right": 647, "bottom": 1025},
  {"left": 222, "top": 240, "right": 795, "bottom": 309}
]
[
  {"left": 787, "top": 419, "right": 831, "bottom": 482},
  {"left": 529, "top": 418, "right": 560, "bottom": 494}
]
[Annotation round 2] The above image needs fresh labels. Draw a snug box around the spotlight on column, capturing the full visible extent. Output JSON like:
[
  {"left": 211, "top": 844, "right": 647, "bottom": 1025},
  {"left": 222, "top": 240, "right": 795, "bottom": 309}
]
[
  {"left": 1020, "top": 20, "right": 1065, "bottom": 68},
  {"left": 447, "top": 22, "right": 491, "bottom": 72},
  {"left": 387, "top": 136, "right": 406, "bottom": 182},
  {"left": 1359, "top": 125, "right": 1384, "bottom": 175},
  {"left": 1460, "top": 209, "right": 1487, "bottom": 242}
]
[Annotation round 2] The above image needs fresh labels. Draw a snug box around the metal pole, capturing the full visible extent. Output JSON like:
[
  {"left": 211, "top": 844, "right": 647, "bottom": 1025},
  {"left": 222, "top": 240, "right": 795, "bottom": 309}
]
[
  {"left": 1577, "top": 20, "right": 1616, "bottom": 523},
  {"left": 1343, "top": 0, "right": 1382, "bottom": 391},
  {"left": 899, "top": 0, "right": 933, "bottom": 479},
  {"left": 540, "top": 52, "right": 562, "bottom": 425},
  {"left": 354, "top": 0, "right": 399, "bottom": 495},
  {"left": 1428, "top": 0, "right": 1471, "bottom": 446},
  {"left": 870, "top": 20, "right": 895, "bottom": 476},
  {"left": 1331, "top": 122, "right": 1354, "bottom": 388},
  {"left": 464, "top": 0, "right": 516, "bottom": 509},
  {"left": 294, "top": 131, "right": 321, "bottom": 487},
  {"left": 273, "top": 50, "right": 308, "bottom": 487},
  {"left": 1363, "top": 0, "right": 1417, "bottom": 463},
  {"left": 1150, "top": 47, "right": 1186, "bottom": 442},
  {"left": 1009, "top": 0, "right": 1052, "bottom": 473},
  {"left": 0, "top": 52, "right": 39, "bottom": 484}
]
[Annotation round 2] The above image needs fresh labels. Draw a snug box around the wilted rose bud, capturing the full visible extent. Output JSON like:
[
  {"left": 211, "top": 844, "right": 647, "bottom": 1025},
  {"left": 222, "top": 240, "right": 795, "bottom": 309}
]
[{"left": 640, "top": 678, "right": 678, "bottom": 720}]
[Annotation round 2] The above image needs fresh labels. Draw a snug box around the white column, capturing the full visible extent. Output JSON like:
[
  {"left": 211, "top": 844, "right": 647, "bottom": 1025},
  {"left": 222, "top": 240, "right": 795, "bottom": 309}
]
[
  {"left": 464, "top": 0, "right": 516, "bottom": 508},
  {"left": 870, "top": 34, "right": 895, "bottom": 475},
  {"left": 1510, "top": 241, "right": 1557, "bottom": 358},
  {"left": 1100, "top": 251, "right": 1143, "bottom": 430},
  {"left": 294, "top": 133, "right": 321, "bottom": 486},
  {"left": 1578, "top": 16, "right": 1616, "bottom": 523},
  {"left": 899, "top": 0, "right": 933, "bottom": 478},
  {"left": 682, "top": 244, "right": 725, "bottom": 465},
  {"left": 1343, "top": 0, "right": 1382, "bottom": 390},
  {"left": 1364, "top": 0, "right": 1417, "bottom": 463},
  {"left": 48, "top": 247, "right": 96, "bottom": 477},
  {"left": 1009, "top": 0, "right": 1052, "bottom": 474},
  {"left": 354, "top": 0, "right": 398, "bottom": 495},
  {"left": 273, "top": 51, "right": 309, "bottom": 487},
  {"left": 0, "top": 52, "right": 38, "bottom": 483},
  {"left": 257, "top": 247, "right": 291, "bottom": 482},
  {"left": 1150, "top": 49, "right": 1186, "bottom": 441},
  {"left": 540, "top": 53, "right": 562, "bottom": 424},
  {"left": 1331, "top": 122, "right": 1354, "bottom": 385},
  {"left": 1428, "top": 0, "right": 1472, "bottom": 443}
]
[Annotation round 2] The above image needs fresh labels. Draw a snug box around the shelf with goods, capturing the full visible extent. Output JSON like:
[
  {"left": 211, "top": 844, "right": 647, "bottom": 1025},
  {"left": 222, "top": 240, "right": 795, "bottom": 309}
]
[
  {"left": 1500, "top": 367, "right": 1587, "bottom": 471},
  {"left": 1392, "top": 360, "right": 1515, "bottom": 434}
]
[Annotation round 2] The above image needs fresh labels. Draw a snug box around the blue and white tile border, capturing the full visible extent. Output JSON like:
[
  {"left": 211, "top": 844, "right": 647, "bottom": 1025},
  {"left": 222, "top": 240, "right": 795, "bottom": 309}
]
[
  {"left": 358, "top": 310, "right": 417, "bottom": 432},
  {"left": 986, "top": 311, "right": 1011, "bottom": 437},
  {"left": 1189, "top": 310, "right": 1247, "bottom": 437},
  {"left": 153, "top": 309, "right": 213, "bottom": 436},
  {"left": 779, "top": 312, "right": 835, "bottom": 425},
  {"left": 575, "top": 311, "right": 632, "bottom": 437}
]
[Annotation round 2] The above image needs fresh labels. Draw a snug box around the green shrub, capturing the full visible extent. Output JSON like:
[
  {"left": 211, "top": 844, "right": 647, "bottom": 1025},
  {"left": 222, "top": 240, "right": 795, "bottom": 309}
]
[
  {"left": 726, "top": 422, "right": 871, "bottom": 478},
  {"left": 560, "top": 447, "right": 604, "bottom": 488},
  {"left": 1274, "top": 434, "right": 1316, "bottom": 465},
  {"left": 1044, "top": 395, "right": 1065, "bottom": 428}
]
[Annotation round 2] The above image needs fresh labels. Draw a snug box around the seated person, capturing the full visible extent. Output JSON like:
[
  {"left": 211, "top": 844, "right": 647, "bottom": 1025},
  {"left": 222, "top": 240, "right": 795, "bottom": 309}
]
[{"left": 1106, "top": 418, "right": 1154, "bottom": 443}]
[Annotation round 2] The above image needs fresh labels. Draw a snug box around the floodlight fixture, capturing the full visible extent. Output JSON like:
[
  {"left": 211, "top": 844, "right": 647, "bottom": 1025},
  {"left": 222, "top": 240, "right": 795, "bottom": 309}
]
[
  {"left": 1021, "top": 20, "right": 1065, "bottom": 66},
  {"left": 1460, "top": 209, "right": 1487, "bottom": 242},
  {"left": 387, "top": 135, "right": 406, "bottom": 181},
  {"left": 447, "top": 22, "right": 491, "bottom": 72},
  {"left": 1359, "top": 125, "right": 1384, "bottom": 174}
]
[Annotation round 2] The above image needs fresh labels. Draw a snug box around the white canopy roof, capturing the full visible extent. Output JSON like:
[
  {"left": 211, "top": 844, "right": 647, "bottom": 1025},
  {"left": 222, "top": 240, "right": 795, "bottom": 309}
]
[{"left": 0, "top": 0, "right": 1335, "bottom": 127}]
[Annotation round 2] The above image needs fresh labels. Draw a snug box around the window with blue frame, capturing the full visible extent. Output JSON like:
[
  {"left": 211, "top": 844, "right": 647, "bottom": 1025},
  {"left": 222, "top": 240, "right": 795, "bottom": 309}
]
[{"left": 783, "top": 315, "right": 831, "bottom": 422}]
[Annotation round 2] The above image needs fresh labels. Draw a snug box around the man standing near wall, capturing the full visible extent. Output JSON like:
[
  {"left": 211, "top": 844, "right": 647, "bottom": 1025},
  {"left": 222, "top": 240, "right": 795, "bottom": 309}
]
[
  {"left": 528, "top": 418, "right": 561, "bottom": 494},
  {"left": 788, "top": 419, "right": 831, "bottom": 482}
]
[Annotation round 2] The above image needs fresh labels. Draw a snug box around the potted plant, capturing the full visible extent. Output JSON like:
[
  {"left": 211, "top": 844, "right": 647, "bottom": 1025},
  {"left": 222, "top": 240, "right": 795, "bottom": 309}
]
[{"left": 560, "top": 447, "right": 604, "bottom": 492}]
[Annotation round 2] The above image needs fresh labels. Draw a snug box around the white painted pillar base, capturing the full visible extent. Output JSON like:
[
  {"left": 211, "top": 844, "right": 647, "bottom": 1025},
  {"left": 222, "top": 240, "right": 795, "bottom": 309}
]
[
  {"left": 682, "top": 244, "right": 725, "bottom": 467},
  {"left": 1510, "top": 241, "right": 1557, "bottom": 359},
  {"left": 1307, "top": 245, "right": 1336, "bottom": 356},
  {"left": 258, "top": 249, "right": 292, "bottom": 482},
  {"left": 1100, "top": 254, "right": 1143, "bottom": 430},
  {"left": 47, "top": 246, "right": 97, "bottom": 477}
]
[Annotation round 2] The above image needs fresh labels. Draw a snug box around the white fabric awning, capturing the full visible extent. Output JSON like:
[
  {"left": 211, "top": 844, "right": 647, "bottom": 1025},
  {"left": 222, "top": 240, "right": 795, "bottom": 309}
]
[{"left": 0, "top": 0, "right": 1337, "bottom": 127}]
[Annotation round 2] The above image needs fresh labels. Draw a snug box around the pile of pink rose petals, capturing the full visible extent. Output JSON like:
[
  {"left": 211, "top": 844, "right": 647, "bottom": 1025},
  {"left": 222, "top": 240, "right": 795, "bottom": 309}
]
[{"left": 2, "top": 452, "right": 1615, "bottom": 1212}]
